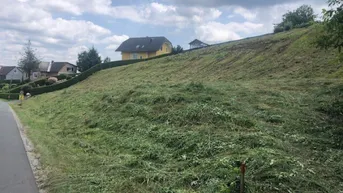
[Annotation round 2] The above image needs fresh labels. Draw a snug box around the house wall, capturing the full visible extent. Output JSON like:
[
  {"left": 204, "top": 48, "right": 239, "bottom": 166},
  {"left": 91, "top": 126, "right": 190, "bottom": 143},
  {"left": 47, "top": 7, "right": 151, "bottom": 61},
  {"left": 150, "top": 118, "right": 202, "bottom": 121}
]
[
  {"left": 156, "top": 42, "right": 172, "bottom": 56},
  {"left": 121, "top": 42, "right": 172, "bottom": 60},
  {"left": 58, "top": 64, "right": 77, "bottom": 75},
  {"left": 122, "top": 52, "right": 149, "bottom": 60},
  {"left": 5, "top": 68, "right": 24, "bottom": 82},
  {"left": 148, "top": 52, "right": 156, "bottom": 58}
]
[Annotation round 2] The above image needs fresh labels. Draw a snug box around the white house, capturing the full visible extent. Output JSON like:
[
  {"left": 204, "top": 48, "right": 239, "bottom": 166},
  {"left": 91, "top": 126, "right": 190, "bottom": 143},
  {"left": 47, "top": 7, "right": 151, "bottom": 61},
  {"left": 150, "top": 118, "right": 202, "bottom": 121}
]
[
  {"left": 32, "top": 61, "right": 77, "bottom": 80},
  {"left": 0, "top": 66, "right": 28, "bottom": 82}
]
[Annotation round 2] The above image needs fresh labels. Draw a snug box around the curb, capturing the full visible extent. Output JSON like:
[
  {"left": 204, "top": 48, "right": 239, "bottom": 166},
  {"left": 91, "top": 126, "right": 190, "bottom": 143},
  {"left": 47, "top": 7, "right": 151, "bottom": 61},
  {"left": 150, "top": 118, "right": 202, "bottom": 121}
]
[{"left": 9, "top": 105, "right": 46, "bottom": 193}]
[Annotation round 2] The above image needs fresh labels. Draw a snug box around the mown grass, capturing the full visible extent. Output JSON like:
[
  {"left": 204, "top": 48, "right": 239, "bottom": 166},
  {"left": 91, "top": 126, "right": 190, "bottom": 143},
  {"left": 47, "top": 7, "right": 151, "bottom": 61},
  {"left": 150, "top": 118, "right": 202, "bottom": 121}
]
[{"left": 12, "top": 26, "right": 343, "bottom": 193}]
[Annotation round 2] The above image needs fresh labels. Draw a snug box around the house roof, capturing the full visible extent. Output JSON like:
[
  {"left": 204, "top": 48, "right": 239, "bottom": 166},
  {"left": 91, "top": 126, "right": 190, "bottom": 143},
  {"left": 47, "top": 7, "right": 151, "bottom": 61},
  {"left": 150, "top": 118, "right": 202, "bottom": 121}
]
[
  {"left": 50, "top": 62, "right": 76, "bottom": 73},
  {"left": 116, "top": 36, "right": 171, "bottom": 52},
  {"left": 0, "top": 66, "right": 16, "bottom": 76},
  {"left": 39, "top": 62, "right": 50, "bottom": 72},
  {"left": 189, "top": 39, "right": 209, "bottom": 46}
]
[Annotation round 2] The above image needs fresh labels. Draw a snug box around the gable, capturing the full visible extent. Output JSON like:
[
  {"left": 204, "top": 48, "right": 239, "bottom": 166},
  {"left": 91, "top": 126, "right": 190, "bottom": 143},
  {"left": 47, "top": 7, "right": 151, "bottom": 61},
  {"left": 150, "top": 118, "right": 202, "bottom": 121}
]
[{"left": 0, "top": 66, "right": 16, "bottom": 76}]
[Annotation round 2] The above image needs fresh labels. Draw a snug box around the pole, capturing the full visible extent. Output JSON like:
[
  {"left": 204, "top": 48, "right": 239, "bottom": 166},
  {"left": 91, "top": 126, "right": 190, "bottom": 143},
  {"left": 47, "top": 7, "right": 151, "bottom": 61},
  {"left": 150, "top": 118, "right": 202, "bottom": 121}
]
[{"left": 240, "top": 161, "right": 246, "bottom": 193}]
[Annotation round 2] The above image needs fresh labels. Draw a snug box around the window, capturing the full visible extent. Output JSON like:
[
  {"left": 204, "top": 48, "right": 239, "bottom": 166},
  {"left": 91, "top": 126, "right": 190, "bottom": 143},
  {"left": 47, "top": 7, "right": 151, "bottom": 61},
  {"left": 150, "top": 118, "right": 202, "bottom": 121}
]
[
  {"left": 132, "top": 53, "right": 138, "bottom": 59},
  {"left": 140, "top": 56, "right": 142, "bottom": 59},
  {"left": 160, "top": 47, "right": 162, "bottom": 51},
  {"left": 166, "top": 47, "right": 168, "bottom": 52}
]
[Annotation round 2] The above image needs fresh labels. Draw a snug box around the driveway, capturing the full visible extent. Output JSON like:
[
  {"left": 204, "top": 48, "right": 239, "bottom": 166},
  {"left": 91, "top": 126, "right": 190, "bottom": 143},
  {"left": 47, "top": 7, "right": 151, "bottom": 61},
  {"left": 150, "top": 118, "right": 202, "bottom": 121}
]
[{"left": 0, "top": 101, "right": 38, "bottom": 193}]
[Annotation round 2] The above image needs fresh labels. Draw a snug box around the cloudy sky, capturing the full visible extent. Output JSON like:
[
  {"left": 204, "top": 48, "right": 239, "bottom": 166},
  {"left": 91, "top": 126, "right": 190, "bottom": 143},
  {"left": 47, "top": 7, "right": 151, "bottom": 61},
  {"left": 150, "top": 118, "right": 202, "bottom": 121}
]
[{"left": 0, "top": 0, "right": 326, "bottom": 66}]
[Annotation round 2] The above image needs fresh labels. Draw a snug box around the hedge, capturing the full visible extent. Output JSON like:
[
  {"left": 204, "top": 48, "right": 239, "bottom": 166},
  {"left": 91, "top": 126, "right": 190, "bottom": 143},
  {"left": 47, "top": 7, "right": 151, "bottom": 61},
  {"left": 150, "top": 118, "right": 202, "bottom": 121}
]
[
  {"left": 2, "top": 53, "right": 174, "bottom": 98},
  {"left": 0, "top": 93, "right": 19, "bottom": 100},
  {"left": 0, "top": 80, "right": 22, "bottom": 84},
  {"left": 8, "top": 78, "right": 48, "bottom": 93}
]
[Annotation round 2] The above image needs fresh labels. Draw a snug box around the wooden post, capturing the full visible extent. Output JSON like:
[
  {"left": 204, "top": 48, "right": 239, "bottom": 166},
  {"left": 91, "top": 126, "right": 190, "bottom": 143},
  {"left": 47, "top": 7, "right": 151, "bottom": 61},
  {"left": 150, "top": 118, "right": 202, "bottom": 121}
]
[{"left": 240, "top": 161, "right": 246, "bottom": 193}]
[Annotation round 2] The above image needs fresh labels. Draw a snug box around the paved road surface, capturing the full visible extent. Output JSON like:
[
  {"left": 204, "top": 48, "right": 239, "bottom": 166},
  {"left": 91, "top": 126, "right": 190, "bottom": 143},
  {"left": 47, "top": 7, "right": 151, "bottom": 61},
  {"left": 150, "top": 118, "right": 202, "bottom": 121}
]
[{"left": 0, "top": 101, "right": 38, "bottom": 193}]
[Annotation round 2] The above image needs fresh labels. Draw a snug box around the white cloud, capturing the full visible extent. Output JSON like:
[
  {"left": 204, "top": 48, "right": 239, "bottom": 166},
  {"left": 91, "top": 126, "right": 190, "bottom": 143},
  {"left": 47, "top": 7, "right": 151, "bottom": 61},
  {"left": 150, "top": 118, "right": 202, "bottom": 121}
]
[
  {"left": 31, "top": 0, "right": 112, "bottom": 15},
  {"left": 195, "top": 21, "right": 264, "bottom": 43},
  {"left": 105, "top": 44, "right": 120, "bottom": 50},
  {"left": 0, "top": 0, "right": 127, "bottom": 66},
  {"left": 233, "top": 7, "right": 257, "bottom": 20},
  {"left": 100, "top": 35, "right": 129, "bottom": 44}
]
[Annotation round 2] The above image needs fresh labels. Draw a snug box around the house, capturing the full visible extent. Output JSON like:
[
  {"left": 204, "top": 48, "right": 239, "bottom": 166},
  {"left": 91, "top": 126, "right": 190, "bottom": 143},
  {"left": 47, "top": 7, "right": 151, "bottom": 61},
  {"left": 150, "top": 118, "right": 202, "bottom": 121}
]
[
  {"left": 189, "top": 39, "right": 209, "bottom": 49},
  {"left": 116, "top": 36, "right": 172, "bottom": 60},
  {"left": 32, "top": 61, "right": 77, "bottom": 80},
  {"left": 0, "top": 66, "right": 27, "bottom": 82}
]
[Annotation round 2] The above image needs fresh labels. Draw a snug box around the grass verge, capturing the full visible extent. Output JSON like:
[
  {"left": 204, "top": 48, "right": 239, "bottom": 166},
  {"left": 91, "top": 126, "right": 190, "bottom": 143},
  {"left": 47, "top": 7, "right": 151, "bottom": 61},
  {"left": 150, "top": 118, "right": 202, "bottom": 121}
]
[{"left": 12, "top": 79, "right": 343, "bottom": 193}]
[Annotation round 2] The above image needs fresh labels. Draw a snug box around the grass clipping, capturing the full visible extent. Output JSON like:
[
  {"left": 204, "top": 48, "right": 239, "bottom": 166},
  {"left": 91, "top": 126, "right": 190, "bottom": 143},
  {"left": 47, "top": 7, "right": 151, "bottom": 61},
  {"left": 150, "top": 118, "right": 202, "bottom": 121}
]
[{"left": 13, "top": 79, "right": 343, "bottom": 193}]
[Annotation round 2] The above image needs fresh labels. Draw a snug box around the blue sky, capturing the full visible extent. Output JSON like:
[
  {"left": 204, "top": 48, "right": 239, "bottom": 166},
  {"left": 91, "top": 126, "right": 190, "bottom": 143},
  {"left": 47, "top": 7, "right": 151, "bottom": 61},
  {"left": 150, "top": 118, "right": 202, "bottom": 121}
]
[{"left": 0, "top": 0, "right": 326, "bottom": 66}]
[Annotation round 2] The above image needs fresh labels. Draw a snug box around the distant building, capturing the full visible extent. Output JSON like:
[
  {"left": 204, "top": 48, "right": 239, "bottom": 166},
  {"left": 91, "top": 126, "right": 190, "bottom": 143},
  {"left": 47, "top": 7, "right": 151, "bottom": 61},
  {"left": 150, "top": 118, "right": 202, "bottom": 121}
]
[
  {"left": 116, "top": 36, "right": 172, "bottom": 60},
  {"left": 32, "top": 61, "right": 77, "bottom": 80},
  {"left": 0, "top": 66, "right": 27, "bottom": 82},
  {"left": 189, "top": 39, "right": 209, "bottom": 49}
]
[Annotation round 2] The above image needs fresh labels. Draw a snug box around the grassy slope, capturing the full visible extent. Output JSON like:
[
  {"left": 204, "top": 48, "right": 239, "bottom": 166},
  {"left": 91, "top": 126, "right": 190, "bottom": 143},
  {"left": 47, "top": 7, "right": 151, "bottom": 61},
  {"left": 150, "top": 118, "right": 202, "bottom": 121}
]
[{"left": 13, "top": 27, "right": 343, "bottom": 193}]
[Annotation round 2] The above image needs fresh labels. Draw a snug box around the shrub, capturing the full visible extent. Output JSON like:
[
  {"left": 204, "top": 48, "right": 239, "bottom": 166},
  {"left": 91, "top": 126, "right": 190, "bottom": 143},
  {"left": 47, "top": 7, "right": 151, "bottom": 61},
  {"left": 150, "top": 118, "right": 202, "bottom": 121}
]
[
  {"left": 35, "top": 78, "right": 48, "bottom": 86},
  {"left": 66, "top": 76, "right": 72, "bottom": 80},
  {"left": 0, "top": 93, "right": 20, "bottom": 100},
  {"left": 274, "top": 26, "right": 284, "bottom": 33},
  {"left": 0, "top": 80, "right": 22, "bottom": 84},
  {"left": 21, "top": 85, "right": 32, "bottom": 94},
  {"left": 47, "top": 77, "right": 58, "bottom": 85},
  {"left": 0, "top": 84, "right": 9, "bottom": 90},
  {"left": 55, "top": 74, "right": 68, "bottom": 80},
  {"left": 29, "top": 82, "right": 37, "bottom": 88},
  {"left": 294, "top": 22, "right": 312, "bottom": 28},
  {"left": 284, "top": 21, "right": 293, "bottom": 31}
]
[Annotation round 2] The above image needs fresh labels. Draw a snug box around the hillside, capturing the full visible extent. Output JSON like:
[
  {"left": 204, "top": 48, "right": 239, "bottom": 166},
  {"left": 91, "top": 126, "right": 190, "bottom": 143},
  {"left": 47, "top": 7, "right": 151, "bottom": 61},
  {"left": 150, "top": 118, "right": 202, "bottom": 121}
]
[{"left": 13, "top": 26, "right": 343, "bottom": 193}]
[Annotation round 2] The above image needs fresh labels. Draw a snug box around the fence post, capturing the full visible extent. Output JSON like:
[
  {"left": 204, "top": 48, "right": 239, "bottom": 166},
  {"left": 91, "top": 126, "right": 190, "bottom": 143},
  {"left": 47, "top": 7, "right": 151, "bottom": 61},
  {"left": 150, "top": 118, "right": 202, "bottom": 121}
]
[{"left": 240, "top": 161, "right": 246, "bottom": 193}]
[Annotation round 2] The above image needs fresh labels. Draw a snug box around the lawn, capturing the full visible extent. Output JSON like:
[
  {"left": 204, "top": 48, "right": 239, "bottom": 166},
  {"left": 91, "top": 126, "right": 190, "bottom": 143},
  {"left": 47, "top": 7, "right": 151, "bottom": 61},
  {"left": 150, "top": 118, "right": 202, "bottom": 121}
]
[
  {"left": 12, "top": 26, "right": 343, "bottom": 193},
  {"left": 12, "top": 78, "right": 343, "bottom": 193}
]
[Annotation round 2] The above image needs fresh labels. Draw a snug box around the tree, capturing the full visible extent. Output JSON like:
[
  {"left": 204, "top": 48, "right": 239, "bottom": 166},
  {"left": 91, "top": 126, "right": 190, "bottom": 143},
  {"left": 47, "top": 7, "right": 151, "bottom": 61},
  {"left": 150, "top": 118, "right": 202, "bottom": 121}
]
[
  {"left": 274, "top": 5, "right": 315, "bottom": 33},
  {"left": 103, "top": 57, "right": 111, "bottom": 63},
  {"left": 77, "top": 47, "right": 102, "bottom": 72},
  {"left": 18, "top": 40, "right": 41, "bottom": 81},
  {"left": 172, "top": 45, "right": 184, "bottom": 54},
  {"left": 316, "top": 0, "right": 343, "bottom": 54}
]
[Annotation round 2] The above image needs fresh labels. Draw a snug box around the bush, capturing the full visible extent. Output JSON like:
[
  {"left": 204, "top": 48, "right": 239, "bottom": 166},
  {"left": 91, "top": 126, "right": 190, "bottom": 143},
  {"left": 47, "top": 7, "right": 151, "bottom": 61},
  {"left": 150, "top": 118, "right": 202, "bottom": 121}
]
[
  {"left": 294, "top": 22, "right": 312, "bottom": 28},
  {"left": 29, "top": 82, "right": 36, "bottom": 88},
  {"left": 274, "top": 26, "right": 284, "bottom": 33},
  {"left": 55, "top": 74, "right": 68, "bottom": 80},
  {"left": 284, "top": 21, "right": 293, "bottom": 31},
  {"left": 21, "top": 85, "right": 33, "bottom": 94},
  {"left": 35, "top": 78, "right": 48, "bottom": 87},
  {"left": 0, "top": 80, "right": 22, "bottom": 84},
  {"left": 47, "top": 77, "right": 58, "bottom": 84},
  {"left": 0, "top": 83, "right": 6, "bottom": 89},
  {"left": 0, "top": 83, "right": 9, "bottom": 90},
  {"left": 0, "top": 93, "right": 19, "bottom": 100},
  {"left": 66, "top": 76, "right": 72, "bottom": 80}
]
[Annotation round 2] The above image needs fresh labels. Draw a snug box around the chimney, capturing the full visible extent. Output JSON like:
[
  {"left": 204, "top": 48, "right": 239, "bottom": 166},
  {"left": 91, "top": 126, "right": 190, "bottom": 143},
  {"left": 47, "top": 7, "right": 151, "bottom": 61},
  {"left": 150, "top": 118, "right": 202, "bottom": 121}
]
[
  {"left": 149, "top": 38, "right": 153, "bottom": 43},
  {"left": 51, "top": 60, "right": 54, "bottom": 64}
]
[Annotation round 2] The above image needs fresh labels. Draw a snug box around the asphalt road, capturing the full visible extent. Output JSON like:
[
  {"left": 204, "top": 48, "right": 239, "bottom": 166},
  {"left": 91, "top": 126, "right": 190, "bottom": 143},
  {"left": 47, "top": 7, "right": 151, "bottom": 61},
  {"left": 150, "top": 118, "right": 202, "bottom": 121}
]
[{"left": 0, "top": 101, "right": 38, "bottom": 193}]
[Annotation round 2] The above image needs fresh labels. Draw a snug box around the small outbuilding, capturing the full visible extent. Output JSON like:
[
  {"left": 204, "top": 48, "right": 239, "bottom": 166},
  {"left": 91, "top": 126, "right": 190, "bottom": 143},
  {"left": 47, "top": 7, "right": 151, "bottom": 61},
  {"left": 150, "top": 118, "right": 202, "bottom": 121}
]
[{"left": 189, "top": 39, "right": 209, "bottom": 49}]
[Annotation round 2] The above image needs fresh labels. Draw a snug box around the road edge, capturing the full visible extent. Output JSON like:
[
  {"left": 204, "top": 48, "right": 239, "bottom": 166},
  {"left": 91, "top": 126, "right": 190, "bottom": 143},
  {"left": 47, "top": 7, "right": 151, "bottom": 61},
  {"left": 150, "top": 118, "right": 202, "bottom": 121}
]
[{"left": 9, "top": 105, "right": 46, "bottom": 193}]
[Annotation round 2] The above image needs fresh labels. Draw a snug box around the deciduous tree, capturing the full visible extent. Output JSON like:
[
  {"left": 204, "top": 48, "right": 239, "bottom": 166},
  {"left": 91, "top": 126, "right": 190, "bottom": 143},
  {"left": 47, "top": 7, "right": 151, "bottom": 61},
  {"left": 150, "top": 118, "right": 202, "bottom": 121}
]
[
  {"left": 18, "top": 40, "right": 41, "bottom": 81},
  {"left": 77, "top": 47, "right": 102, "bottom": 72},
  {"left": 316, "top": 0, "right": 343, "bottom": 55}
]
